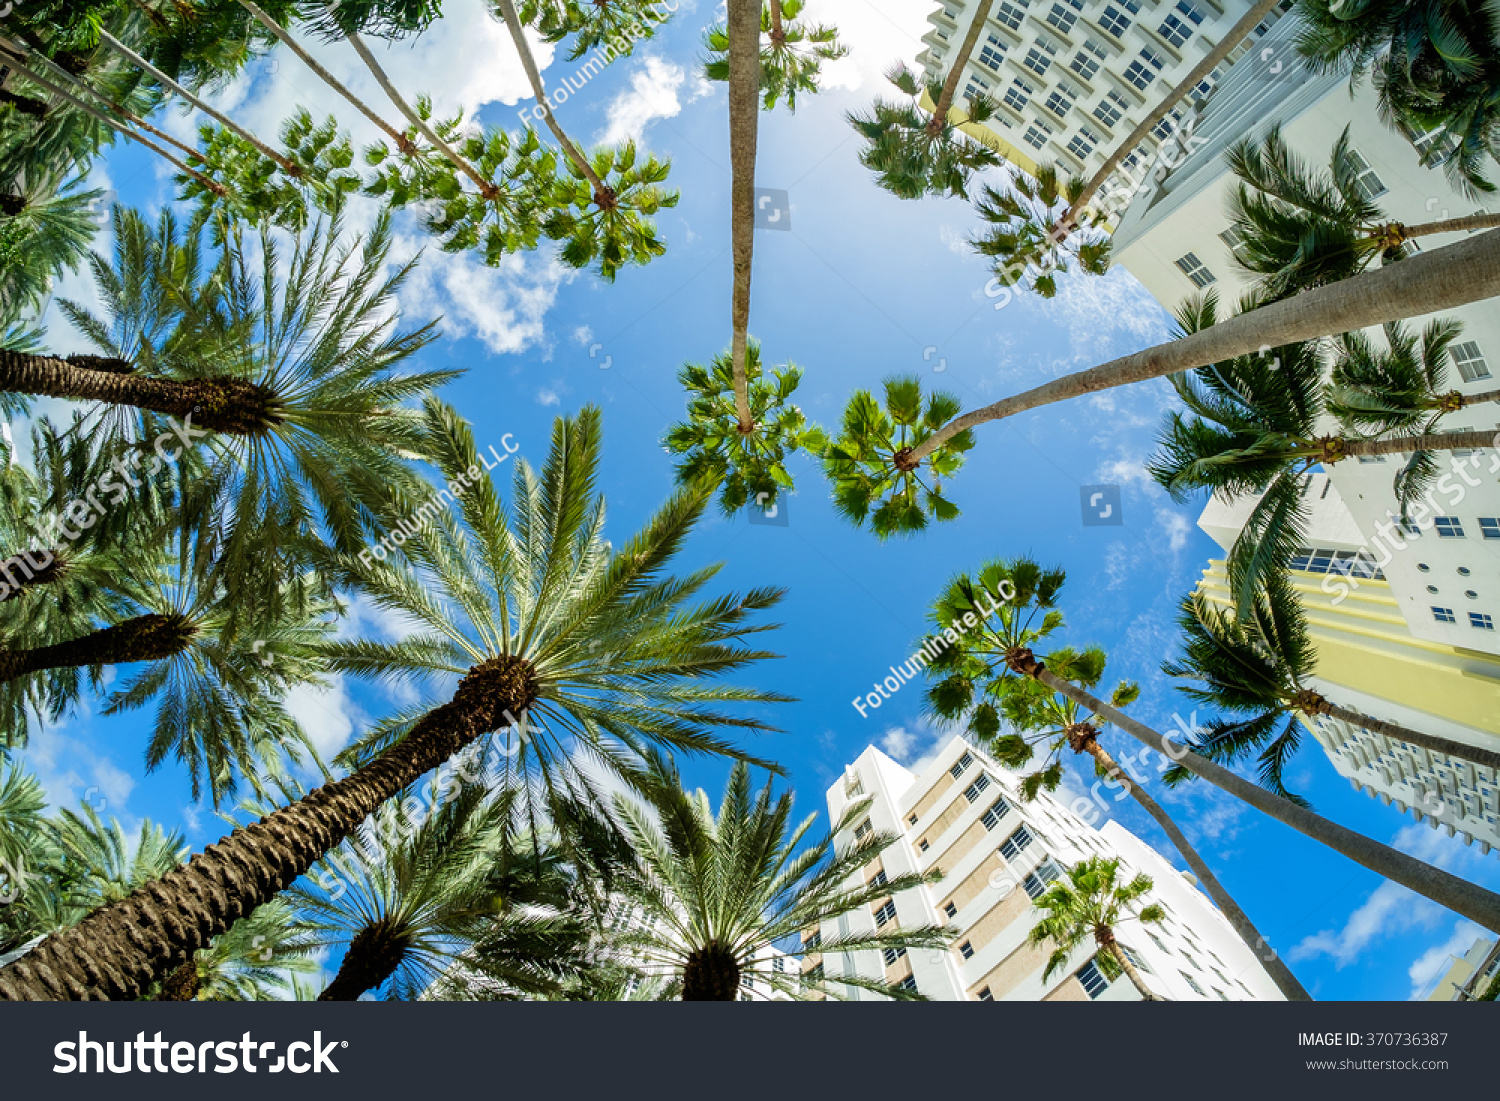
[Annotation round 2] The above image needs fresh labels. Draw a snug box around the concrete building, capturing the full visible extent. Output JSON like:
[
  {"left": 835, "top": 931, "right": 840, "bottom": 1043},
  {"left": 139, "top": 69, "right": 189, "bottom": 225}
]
[
  {"left": 799, "top": 736, "right": 1286, "bottom": 1001},
  {"left": 1195, "top": 478, "right": 1500, "bottom": 853},
  {"left": 1423, "top": 935, "right": 1500, "bottom": 1000},
  {"left": 914, "top": 0, "right": 1287, "bottom": 192}
]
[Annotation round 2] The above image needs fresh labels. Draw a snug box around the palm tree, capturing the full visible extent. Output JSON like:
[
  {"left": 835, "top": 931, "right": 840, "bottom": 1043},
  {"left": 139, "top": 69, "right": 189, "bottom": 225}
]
[
  {"left": 1029, "top": 855, "right": 1165, "bottom": 1000},
  {"left": 970, "top": 165, "right": 1110, "bottom": 298},
  {"left": 0, "top": 403, "right": 789, "bottom": 999},
  {"left": 1226, "top": 125, "right": 1500, "bottom": 302},
  {"left": 0, "top": 176, "right": 98, "bottom": 336},
  {"left": 867, "top": 228, "right": 1500, "bottom": 532},
  {"left": 1326, "top": 320, "right": 1500, "bottom": 516},
  {"left": 511, "top": 0, "right": 671, "bottom": 61},
  {"left": 0, "top": 756, "right": 44, "bottom": 883},
  {"left": 664, "top": 340, "right": 826, "bottom": 517},
  {"left": 848, "top": 64, "right": 1001, "bottom": 200},
  {"left": 1164, "top": 575, "right": 1500, "bottom": 798},
  {"left": 821, "top": 375, "right": 974, "bottom": 538},
  {"left": 915, "top": 557, "right": 1310, "bottom": 1000},
  {"left": 614, "top": 754, "right": 950, "bottom": 1000},
  {"left": 702, "top": 0, "right": 847, "bottom": 113},
  {"left": 994, "top": 642, "right": 1500, "bottom": 934},
  {"left": 158, "top": 897, "right": 313, "bottom": 1000},
  {"left": 1294, "top": 0, "right": 1500, "bottom": 196}
]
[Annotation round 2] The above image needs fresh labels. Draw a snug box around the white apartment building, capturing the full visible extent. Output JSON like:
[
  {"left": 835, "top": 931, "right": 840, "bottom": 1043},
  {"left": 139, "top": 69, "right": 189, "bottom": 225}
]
[
  {"left": 1424, "top": 935, "right": 1500, "bottom": 1000},
  {"left": 914, "top": 0, "right": 1287, "bottom": 192},
  {"left": 1112, "top": 11, "right": 1500, "bottom": 657},
  {"left": 1196, "top": 478, "right": 1500, "bottom": 853},
  {"left": 800, "top": 736, "right": 1286, "bottom": 1001}
]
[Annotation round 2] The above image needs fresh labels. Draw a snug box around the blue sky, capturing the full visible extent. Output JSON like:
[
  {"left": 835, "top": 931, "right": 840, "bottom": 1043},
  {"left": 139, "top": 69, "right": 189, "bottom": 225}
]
[{"left": 13, "top": 0, "right": 1500, "bottom": 1001}]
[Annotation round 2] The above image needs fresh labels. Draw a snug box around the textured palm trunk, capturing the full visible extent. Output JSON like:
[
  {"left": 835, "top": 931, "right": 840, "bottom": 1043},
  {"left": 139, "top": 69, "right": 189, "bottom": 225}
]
[
  {"left": 0, "top": 350, "right": 278, "bottom": 433},
  {"left": 768, "top": 0, "right": 785, "bottom": 43},
  {"left": 0, "top": 550, "right": 64, "bottom": 602},
  {"left": 0, "top": 656, "right": 537, "bottom": 1000},
  {"left": 927, "top": 0, "right": 990, "bottom": 135},
  {"left": 493, "top": 0, "right": 613, "bottom": 204},
  {"left": 1080, "top": 735, "right": 1311, "bottom": 1001},
  {"left": 681, "top": 942, "right": 742, "bottom": 1000},
  {"left": 342, "top": 30, "right": 498, "bottom": 200},
  {"left": 0, "top": 87, "right": 47, "bottom": 117},
  {"left": 1058, "top": 0, "right": 1282, "bottom": 232},
  {"left": 1293, "top": 692, "right": 1500, "bottom": 775},
  {"left": 1101, "top": 933, "right": 1156, "bottom": 999},
  {"left": 97, "top": 29, "right": 301, "bottom": 177},
  {"left": 908, "top": 228, "right": 1500, "bottom": 462},
  {"left": 235, "top": 0, "right": 415, "bottom": 155},
  {"left": 1399, "top": 212, "right": 1500, "bottom": 239},
  {"left": 1336, "top": 430, "right": 1497, "bottom": 458},
  {"left": 0, "top": 192, "right": 24, "bottom": 217},
  {"left": 317, "top": 920, "right": 407, "bottom": 1001},
  {"left": 0, "top": 613, "right": 195, "bottom": 684},
  {"left": 157, "top": 956, "right": 200, "bottom": 1000},
  {"left": 1015, "top": 656, "right": 1500, "bottom": 934},
  {"left": 727, "top": 0, "right": 760, "bottom": 432}
]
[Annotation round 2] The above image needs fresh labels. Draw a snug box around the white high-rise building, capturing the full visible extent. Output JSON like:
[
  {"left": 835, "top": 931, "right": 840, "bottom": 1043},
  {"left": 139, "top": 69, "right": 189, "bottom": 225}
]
[
  {"left": 798, "top": 736, "right": 1286, "bottom": 1001},
  {"left": 914, "top": 0, "right": 1287, "bottom": 193}
]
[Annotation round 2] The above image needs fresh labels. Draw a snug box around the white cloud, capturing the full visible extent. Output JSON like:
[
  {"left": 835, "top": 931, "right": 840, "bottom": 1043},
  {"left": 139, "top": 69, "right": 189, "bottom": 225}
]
[
  {"left": 1406, "top": 921, "right": 1484, "bottom": 1000},
  {"left": 1290, "top": 880, "right": 1445, "bottom": 969},
  {"left": 15, "top": 712, "right": 136, "bottom": 823},
  {"left": 596, "top": 55, "right": 695, "bottom": 145},
  {"left": 284, "top": 676, "right": 363, "bottom": 763},
  {"left": 572, "top": 325, "right": 594, "bottom": 346},
  {"left": 397, "top": 240, "right": 572, "bottom": 356},
  {"left": 878, "top": 718, "right": 947, "bottom": 776},
  {"left": 1154, "top": 508, "right": 1193, "bottom": 554},
  {"left": 811, "top": 0, "right": 932, "bottom": 92},
  {"left": 536, "top": 388, "right": 561, "bottom": 407}
]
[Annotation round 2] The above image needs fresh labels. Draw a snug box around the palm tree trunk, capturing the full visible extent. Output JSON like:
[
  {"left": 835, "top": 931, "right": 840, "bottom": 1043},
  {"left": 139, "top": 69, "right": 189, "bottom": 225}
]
[
  {"left": 493, "top": 0, "right": 612, "bottom": 204},
  {"left": 1337, "top": 430, "right": 1497, "bottom": 457},
  {"left": 341, "top": 29, "right": 499, "bottom": 200},
  {"left": 682, "top": 942, "right": 741, "bottom": 1000},
  {"left": 1102, "top": 933, "right": 1156, "bottom": 999},
  {"left": 235, "top": 0, "right": 416, "bottom": 155},
  {"left": 96, "top": 29, "right": 301, "bottom": 178},
  {"left": 0, "top": 613, "right": 195, "bottom": 684},
  {"left": 1310, "top": 698, "right": 1500, "bottom": 775},
  {"left": 1058, "top": 0, "right": 1282, "bottom": 232},
  {"left": 23, "top": 49, "right": 201, "bottom": 162},
  {"left": 768, "top": 0, "right": 785, "bottom": 44},
  {"left": 908, "top": 228, "right": 1500, "bottom": 462},
  {"left": 928, "top": 0, "right": 991, "bottom": 134},
  {"left": 1399, "top": 212, "right": 1500, "bottom": 239},
  {"left": 1026, "top": 662, "right": 1500, "bottom": 934},
  {"left": 0, "top": 72, "right": 48, "bottom": 116},
  {"left": 0, "top": 349, "right": 276, "bottom": 433},
  {"left": 0, "top": 550, "right": 64, "bottom": 602},
  {"left": 0, "top": 655, "right": 537, "bottom": 1000},
  {"left": 157, "top": 956, "right": 200, "bottom": 1000},
  {"left": 0, "top": 50, "right": 226, "bottom": 198},
  {"left": 1082, "top": 738, "right": 1312, "bottom": 1001},
  {"left": 316, "top": 921, "right": 405, "bottom": 1000},
  {"left": 727, "top": 0, "right": 759, "bottom": 433}
]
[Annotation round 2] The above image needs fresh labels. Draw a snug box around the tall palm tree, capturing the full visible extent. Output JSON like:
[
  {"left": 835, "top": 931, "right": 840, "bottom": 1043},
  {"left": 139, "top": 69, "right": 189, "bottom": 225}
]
[
  {"left": 821, "top": 375, "right": 974, "bottom": 538},
  {"left": 0, "top": 756, "right": 44, "bottom": 883},
  {"left": 702, "top": 0, "right": 847, "bottom": 113},
  {"left": 0, "top": 403, "right": 789, "bottom": 1000},
  {"left": 615, "top": 754, "right": 950, "bottom": 1000},
  {"left": 832, "top": 227, "right": 1500, "bottom": 525},
  {"left": 1029, "top": 854, "right": 1165, "bottom": 1000},
  {"left": 665, "top": 341, "right": 826, "bottom": 517},
  {"left": 1227, "top": 125, "right": 1500, "bottom": 302},
  {"left": 1294, "top": 0, "right": 1500, "bottom": 196},
  {"left": 0, "top": 176, "right": 98, "bottom": 336},
  {"left": 511, "top": 0, "right": 671, "bottom": 61},
  {"left": 158, "top": 897, "right": 313, "bottom": 1000},
  {"left": 848, "top": 64, "right": 1001, "bottom": 200},
  {"left": 1164, "top": 575, "right": 1500, "bottom": 798}
]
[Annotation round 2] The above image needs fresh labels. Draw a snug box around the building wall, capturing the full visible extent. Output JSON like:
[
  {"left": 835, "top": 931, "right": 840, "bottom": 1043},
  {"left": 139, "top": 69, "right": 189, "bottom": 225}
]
[{"left": 818, "top": 736, "right": 1287, "bottom": 1000}]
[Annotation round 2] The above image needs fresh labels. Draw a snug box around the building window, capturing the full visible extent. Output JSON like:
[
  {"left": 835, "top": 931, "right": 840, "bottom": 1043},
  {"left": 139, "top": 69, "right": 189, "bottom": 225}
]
[
  {"left": 950, "top": 752, "right": 973, "bottom": 778},
  {"left": 742, "top": 973, "right": 754, "bottom": 988},
  {"left": 1122, "top": 945, "right": 1151, "bottom": 974},
  {"left": 884, "top": 946, "right": 907, "bottom": 966},
  {"left": 1471, "top": 612, "right": 1495, "bottom": 631},
  {"left": 854, "top": 819, "right": 873, "bottom": 840},
  {"left": 964, "top": 773, "right": 993, "bottom": 802},
  {"left": 1194, "top": 65, "right": 1222, "bottom": 100},
  {"left": 874, "top": 900, "right": 898, "bottom": 927},
  {"left": 870, "top": 868, "right": 888, "bottom": 887},
  {"left": 1003, "top": 77, "right": 1034, "bottom": 112},
  {"left": 739, "top": 992, "right": 753, "bottom": 1001},
  {"left": 1044, "top": 88, "right": 1074, "bottom": 117},
  {"left": 804, "top": 931, "right": 821, "bottom": 951},
  {"left": 977, "top": 986, "right": 994, "bottom": 1001},
  {"left": 1433, "top": 606, "right": 1456, "bottom": 624},
  {"left": 1343, "top": 146, "right": 1387, "bottom": 200},
  {"left": 981, "top": 797, "right": 1012, "bottom": 830},
  {"left": 1098, "top": 4, "right": 1132, "bottom": 38},
  {"left": 1173, "top": 251, "right": 1216, "bottom": 287},
  {"left": 918, "top": 839, "right": 930, "bottom": 853},
  {"left": 1070, "top": 37, "right": 1107, "bottom": 80},
  {"left": 898, "top": 975, "right": 918, "bottom": 992},
  {"left": 1180, "top": 970, "right": 1205, "bottom": 996},
  {"left": 1046, "top": 0, "right": 1081, "bottom": 34},
  {"left": 1435, "top": 517, "right": 1466, "bottom": 538},
  {"left": 1147, "top": 931, "right": 1167, "bottom": 952},
  {"left": 994, "top": 1, "right": 1026, "bottom": 30},
  {"left": 1123, "top": 47, "right": 1166, "bottom": 89},
  {"left": 1181, "top": 950, "right": 1204, "bottom": 972},
  {"left": 1452, "top": 340, "right": 1492, "bottom": 382},
  {"left": 959, "top": 940, "right": 974, "bottom": 960},
  {"left": 773, "top": 957, "right": 785, "bottom": 973},
  {"left": 1023, "top": 40, "right": 1056, "bottom": 76},
  {"left": 943, "top": 901, "right": 958, "bottom": 918},
  {"left": 1151, "top": 111, "right": 1184, "bottom": 142},
  {"left": 908, "top": 812, "right": 919, "bottom": 825},
  {"left": 1023, "top": 858, "right": 1063, "bottom": 899},
  {"left": 808, "top": 962, "right": 824, "bottom": 981},
  {"left": 1213, "top": 988, "right": 1230, "bottom": 1001},
  {"left": 1479, "top": 518, "right": 1500, "bottom": 539},
  {"left": 1093, "top": 89, "right": 1128, "bottom": 128},
  {"left": 1067, "top": 132, "right": 1095, "bottom": 159},
  {"left": 1217, "top": 226, "right": 1245, "bottom": 256},
  {"left": 1157, "top": 0, "right": 1203, "bottom": 47},
  {"left": 1023, "top": 119, "right": 1053, "bottom": 150},
  {"left": 1077, "top": 958, "right": 1109, "bottom": 998},
  {"left": 1000, "top": 824, "right": 1036, "bottom": 861},
  {"left": 979, "top": 34, "right": 1007, "bottom": 71},
  {"left": 964, "top": 75, "right": 992, "bottom": 104}
]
